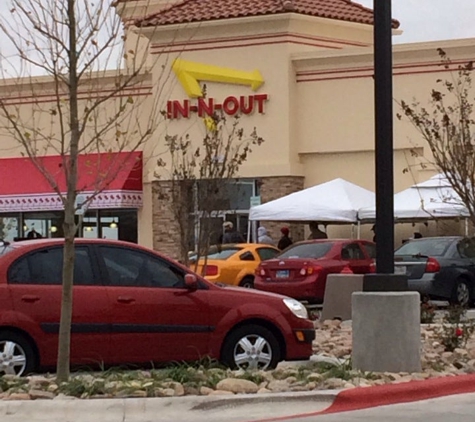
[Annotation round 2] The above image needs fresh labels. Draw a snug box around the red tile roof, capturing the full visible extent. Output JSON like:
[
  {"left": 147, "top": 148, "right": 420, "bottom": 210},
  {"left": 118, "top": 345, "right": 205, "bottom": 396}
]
[{"left": 135, "top": 0, "right": 400, "bottom": 29}]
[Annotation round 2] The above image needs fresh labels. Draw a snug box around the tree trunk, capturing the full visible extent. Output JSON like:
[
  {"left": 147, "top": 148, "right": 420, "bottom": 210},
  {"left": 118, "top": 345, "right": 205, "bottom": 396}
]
[
  {"left": 56, "top": 0, "right": 80, "bottom": 383},
  {"left": 56, "top": 212, "right": 76, "bottom": 382}
]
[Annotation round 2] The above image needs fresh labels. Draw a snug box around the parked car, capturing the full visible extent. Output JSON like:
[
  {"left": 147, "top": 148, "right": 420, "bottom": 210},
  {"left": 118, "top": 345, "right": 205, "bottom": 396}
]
[
  {"left": 394, "top": 236, "right": 475, "bottom": 307},
  {"left": 254, "top": 239, "right": 375, "bottom": 303},
  {"left": 0, "top": 238, "right": 314, "bottom": 376},
  {"left": 189, "top": 243, "right": 280, "bottom": 288}
]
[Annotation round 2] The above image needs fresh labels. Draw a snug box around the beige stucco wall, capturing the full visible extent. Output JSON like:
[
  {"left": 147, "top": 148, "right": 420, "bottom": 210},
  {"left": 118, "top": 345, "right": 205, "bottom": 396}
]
[
  {"left": 142, "top": 14, "right": 380, "bottom": 181},
  {"left": 1, "top": 7, "right": 475, "bottom": 249}
]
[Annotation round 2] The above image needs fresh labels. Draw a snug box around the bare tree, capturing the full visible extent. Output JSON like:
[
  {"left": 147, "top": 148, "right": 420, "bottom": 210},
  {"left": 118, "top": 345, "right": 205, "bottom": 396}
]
[
  {"left": 0, "top": 0, "right": 173, "bottom": 381},
  {"left": 157, "top": 112, "right": 264, "bottom": 268},
  {"left": 398, "top": 49, "right": 475, "bottom": 225}
]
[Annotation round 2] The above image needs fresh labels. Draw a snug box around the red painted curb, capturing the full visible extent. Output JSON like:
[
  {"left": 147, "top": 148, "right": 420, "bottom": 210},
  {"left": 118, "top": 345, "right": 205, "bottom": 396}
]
[
  {"left": 323, "top": 374, "right": 475, "bottom": 414},
  {"left": 249, "top": 374, "right": 475, "bottom": 421}
]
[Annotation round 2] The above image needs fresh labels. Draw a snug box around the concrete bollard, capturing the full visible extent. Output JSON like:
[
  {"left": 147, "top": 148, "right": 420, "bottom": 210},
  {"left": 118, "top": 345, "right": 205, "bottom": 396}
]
[
  {"left": 320, "top": 274, "right": 364, "bottom": 321},
  {"left": 352, "top": 292, "right": 421, "bottom": 373}
]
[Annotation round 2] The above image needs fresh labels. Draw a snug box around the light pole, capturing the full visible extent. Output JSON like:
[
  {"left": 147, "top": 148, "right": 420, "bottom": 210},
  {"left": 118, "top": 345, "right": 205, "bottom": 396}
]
[
  {"left": 374, "top": 0, "right": 394, "bottom": 273},
  {"left": 353, "top": 6, "right": 420, "bottom": 375},
  {"left": 364, "top": 0, "right": 407, "bottom": 290}
]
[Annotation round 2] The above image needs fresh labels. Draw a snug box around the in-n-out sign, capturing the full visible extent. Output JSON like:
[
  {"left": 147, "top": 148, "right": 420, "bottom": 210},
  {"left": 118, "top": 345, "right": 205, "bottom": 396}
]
[
  {"left": 167, "top": 95, "right": 268, "bottom": 119},
  {"left": 167, "top": 59, "right": 269, "bottom": 119}
]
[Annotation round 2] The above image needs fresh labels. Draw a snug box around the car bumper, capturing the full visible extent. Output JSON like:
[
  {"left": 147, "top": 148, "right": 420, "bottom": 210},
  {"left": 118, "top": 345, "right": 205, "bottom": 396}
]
[
  {"left": 255, "top": 277, "right": 323, "bottom": 304},
  {"left": 285, "top": 324, "right": 315, "bottom": 361},
  {"left": 407, "top": 274, "right": 452, "bottom": 300}
]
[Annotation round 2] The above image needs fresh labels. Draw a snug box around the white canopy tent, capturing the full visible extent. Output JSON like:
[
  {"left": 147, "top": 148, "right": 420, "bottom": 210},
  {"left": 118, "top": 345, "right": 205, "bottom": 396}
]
[
  {"left": 358, "top": 174, "right": 469, "bottom": 221},
  {"left": 249, "top": 178, "right": 375, "bottom": 223}
]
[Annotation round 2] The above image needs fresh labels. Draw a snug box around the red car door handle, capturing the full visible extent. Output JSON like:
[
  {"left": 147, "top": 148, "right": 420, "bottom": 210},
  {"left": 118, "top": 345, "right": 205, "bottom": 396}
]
[
  {"left": 21, "top": 295, "right": 40, "bottom": 303},
  {"left": 117, "top": 296, "right": 135, "bottom": 304}
]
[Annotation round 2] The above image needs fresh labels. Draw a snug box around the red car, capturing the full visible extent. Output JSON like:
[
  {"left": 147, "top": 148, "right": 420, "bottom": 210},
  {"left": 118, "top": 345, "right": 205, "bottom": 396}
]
[
  {"left": 255, "top": 239, "right": 375, "bottom": 304},
  {"left": 0, "top": 238, "right": 314, "bottom": 376}
]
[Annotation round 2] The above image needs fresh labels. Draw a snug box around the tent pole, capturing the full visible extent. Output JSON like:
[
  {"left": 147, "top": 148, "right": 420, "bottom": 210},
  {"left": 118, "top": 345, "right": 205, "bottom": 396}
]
[
  {"left": 465, "top": 218, "right": 469, "bottom": 237},
  {"left": 357, "top": 221, "right": 361, "bottom": 239},
  {"left": 247, "top": 220, "right": 251, "bottom": 243}
]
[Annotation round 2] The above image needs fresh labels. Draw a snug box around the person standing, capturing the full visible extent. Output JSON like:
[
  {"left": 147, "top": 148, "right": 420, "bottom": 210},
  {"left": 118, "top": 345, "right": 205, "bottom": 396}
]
[
  {"left": 278, "top": 227, "right": 293, "bottom": 250},
  {"left": 257, "top": 226, "right": 273, "bottom": 245},
  {"left": 308, "top": 222, "right": 328, "bottom": 239},
  {"left": 222, "top": 221, "right": 245, "bottom": 244}
]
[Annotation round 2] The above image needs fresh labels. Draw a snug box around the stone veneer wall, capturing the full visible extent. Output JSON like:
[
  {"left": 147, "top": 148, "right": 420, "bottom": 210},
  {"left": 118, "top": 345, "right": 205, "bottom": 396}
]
[
  {"left": 151, "top": 180, "right": 182, "bottom": 261},
  {"left": 258, "top": 176, "right": 306, "bottom": 244}
]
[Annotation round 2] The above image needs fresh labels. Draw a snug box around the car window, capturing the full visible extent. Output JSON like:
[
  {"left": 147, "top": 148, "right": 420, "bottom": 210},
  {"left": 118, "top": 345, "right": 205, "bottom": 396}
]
[
  {"left": 279, "top": 243, "right": 333, "bottom": 259},
  {"left": 456, "top": 238, "right": 475, "bottom": 258},
  {"left": 99, "top": 246, "right": 185, "bottom": 288},
  {"left": 341, "top": 243, "right": 365, "bottom": 260},
  {"left": 189, "top": 246, "right": 242, "bottom": 261},
  {"left": 395, "top": 238, "right": 454, "bottom": 257},
  {"left": 8, "top": 247, "right": 95, "bottom": 285},
  {"left": 0, "top": 245, "right": 14, "bottom": 256},
  {"left": 361, "top": 243, "right": 376, "bottom": 259},
  {"left": 239, "top": 251, "right": 255, "bottom": 261},
  {"left": 256, "top": 248, "right": 279, "bottom": 261}
]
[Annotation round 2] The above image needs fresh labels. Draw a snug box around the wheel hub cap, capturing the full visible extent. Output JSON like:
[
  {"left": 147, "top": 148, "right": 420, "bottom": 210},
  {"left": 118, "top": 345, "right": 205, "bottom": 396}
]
[
  {"left": 0, "top": 341, "right": 27, "bottom": 376},
  {"left": 234, "top": 335, "right": 272, "bottom": 370}
]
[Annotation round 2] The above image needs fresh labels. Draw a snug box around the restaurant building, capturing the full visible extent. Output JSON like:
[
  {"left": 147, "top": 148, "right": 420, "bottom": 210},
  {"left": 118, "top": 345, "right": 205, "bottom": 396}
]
[{"left": 0, "top": 0, "right": 473, "bottom": 259}]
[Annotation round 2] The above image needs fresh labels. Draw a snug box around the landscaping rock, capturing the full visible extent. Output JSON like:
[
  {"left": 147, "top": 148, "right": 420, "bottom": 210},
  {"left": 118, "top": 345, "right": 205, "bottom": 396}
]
[
  {"left": 267, "top": 380, "right": 290, "bottom": 392},
  {"left": 29, "top": 389, "right": 55, "bottom": 400},
  {"left": 162, "top": 382, "right": 184, "bottom": 397},
  {"left": 216, "top": 378, "right": 259, "bottom": 394},
  {"left": 199, "top": 386, "right": 214, "bottom": 396},
  {"left": 5, "top": 393, "right": 31, "bottom": 400},
  {"left": 209, "top": 390, "right": 234, "bottom": 396}
]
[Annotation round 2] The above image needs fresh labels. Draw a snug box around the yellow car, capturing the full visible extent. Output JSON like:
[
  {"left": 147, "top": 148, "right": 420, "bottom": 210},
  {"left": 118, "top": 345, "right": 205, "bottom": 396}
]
[{"left": 189, "top": 243, "right": 280, "bottom": 288}]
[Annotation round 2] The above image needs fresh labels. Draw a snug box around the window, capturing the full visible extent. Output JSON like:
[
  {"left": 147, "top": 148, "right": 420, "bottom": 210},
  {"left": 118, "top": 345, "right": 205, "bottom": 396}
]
[
  {"left": 0, "top": 244, "right": 14, "bottom": 256},
  {"left": 256, "top": 248, "right": 279, "bottom": 261},
  {"left": 0, "top": 214, "right": 20, "bottom": 242},
  {"left": 99, "top": 246, "right": 184, "bottom": 288},
  {"left": 341, "top": 244, "right": 365, "bottom": 260},
  {"left": 82, "top": 209, "right": 138, "bottom": 243},
  {"left": 362, "top": 243, "right": 376, "bottom": 259},
  {"left": 24, "top": 212, "right": 63, "bottom": 239},
  {"left": 455, "top": 238, "right": 475, "bottom": 258},
  {"left": 197, "top": 180, "right": 255, "bottom": 212},
  {"left": 8, "top": 247, "right": 95, "bottom": 285},
  {"left": 239, "top": 251, "right": 255, "bottom": 261},
  {"left": 279, "top": 243, "right": 333, "bottom": 259},
  {"left": 395, "top": 238, "right": 453, "bottom": 257},
  {"left": 190, "top": 246, "right": 242, "bottom": 262}
]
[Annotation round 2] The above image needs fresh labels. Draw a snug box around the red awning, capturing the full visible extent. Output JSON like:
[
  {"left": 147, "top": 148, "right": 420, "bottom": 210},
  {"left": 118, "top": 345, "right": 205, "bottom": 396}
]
[{"left": 0, "top": 151, "right": 143, "bottom": 212}]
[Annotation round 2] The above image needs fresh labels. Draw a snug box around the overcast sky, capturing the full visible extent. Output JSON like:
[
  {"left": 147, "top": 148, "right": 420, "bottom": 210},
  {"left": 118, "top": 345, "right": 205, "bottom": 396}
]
[
  {"left": 358, "top": 0, "right": 475, "bottom": 43},
  {"left": 0, "top": 0, "right": 473, "bottom": 74}
]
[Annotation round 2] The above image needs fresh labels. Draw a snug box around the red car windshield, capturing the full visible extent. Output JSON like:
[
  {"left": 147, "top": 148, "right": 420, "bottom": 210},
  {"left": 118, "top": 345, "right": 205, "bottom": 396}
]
[{"left": 279, "top": 242, "right": 333, "bottom": 259}]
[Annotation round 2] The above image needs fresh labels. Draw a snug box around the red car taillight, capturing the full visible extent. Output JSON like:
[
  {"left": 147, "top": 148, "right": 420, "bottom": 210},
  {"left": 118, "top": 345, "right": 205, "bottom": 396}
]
[
  {"left": 204, "top": 265, "right": 219, "bottom": 276},
  {"left": 425, "top": 257, "right": 440, "bottom": 273},
  {"left": 299, "top": 266, "right": 322, "bottom": 276},
  {"left": 256, "top": 267, "right": 266, "bottom": 276},
  {"left": 369, "top": 262, "right": 376, "bottom": 273}
]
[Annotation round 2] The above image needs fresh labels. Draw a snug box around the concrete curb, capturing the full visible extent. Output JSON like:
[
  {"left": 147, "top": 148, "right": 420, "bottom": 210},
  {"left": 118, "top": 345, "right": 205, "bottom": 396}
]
[{"left": 0, "top": 390, "right": 339, "bottom": 422}]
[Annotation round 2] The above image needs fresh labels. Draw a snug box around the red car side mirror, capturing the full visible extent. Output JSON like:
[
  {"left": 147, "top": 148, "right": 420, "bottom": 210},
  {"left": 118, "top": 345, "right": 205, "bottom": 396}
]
[{"left": 184, "top": 273, "right": 198, "bottom": 291}]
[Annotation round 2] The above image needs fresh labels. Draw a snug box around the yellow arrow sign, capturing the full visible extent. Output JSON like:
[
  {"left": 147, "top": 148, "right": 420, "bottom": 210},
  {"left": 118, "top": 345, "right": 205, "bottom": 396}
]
[{"left": 172, "top": 58, "right": 265, "bottom": 98}]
